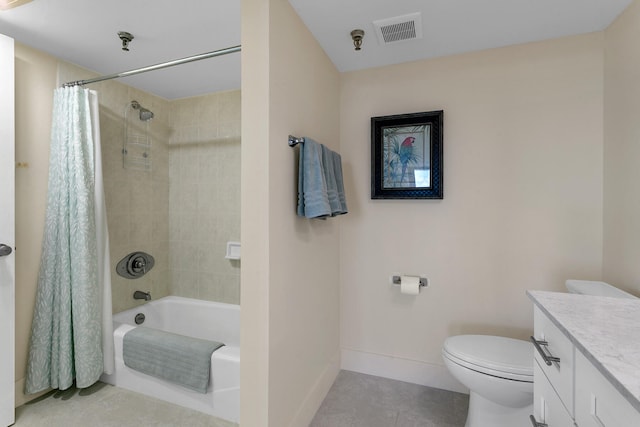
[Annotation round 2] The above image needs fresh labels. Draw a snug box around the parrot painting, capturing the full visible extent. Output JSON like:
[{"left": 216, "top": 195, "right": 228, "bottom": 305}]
[{"left": 398, "top": 136, "right": 415, "bottom": 183}]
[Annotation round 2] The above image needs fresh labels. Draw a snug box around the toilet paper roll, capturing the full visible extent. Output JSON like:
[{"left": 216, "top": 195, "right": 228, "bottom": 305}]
[{"left": 400, "top": 275, "right": 420, "bottom": 295}]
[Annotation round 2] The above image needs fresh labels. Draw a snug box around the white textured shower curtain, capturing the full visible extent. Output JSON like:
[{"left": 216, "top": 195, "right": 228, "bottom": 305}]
[{"left": 25, "top": 86, "right": 113, "bottom": 394}]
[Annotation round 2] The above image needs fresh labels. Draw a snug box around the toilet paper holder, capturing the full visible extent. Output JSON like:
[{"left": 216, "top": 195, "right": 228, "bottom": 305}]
[{"left": 392, "top": 275, "right": 428, "bottom": 288}]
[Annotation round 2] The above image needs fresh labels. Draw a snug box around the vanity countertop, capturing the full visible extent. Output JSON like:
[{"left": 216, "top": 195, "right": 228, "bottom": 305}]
[{"left": 527, "top": 290, "right": 640, "bottom": 412}]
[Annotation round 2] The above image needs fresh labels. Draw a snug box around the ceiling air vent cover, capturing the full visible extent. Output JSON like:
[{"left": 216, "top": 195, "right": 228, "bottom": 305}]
[{"left": 373, "top": 12, "right": 423, "bottom": 45}]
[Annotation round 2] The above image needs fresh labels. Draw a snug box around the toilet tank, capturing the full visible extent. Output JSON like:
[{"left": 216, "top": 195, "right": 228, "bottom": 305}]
[{"left": 565, "top": 280, "right": 637, "bottom": 299}]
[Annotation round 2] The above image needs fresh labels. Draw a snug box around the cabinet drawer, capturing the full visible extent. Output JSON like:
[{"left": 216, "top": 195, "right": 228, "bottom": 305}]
[
  {"left": 575, "top": 351, "right": 640, "bottom": 427},
  {"left": 533, "top": 360, "right": 575, "bottom": 427},
  {"left": 533, "top": 307, "right": 575, "bottom": 416}
]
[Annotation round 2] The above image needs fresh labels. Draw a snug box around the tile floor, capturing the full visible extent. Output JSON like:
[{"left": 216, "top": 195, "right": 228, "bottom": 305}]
[
  {"left": 13, "top": 371, "right": 468, "bottom": 427},
  {"left": 13, "top": 382, "right": 236, "bottom": 427},
  {"left": 311, "top": 371, "right": 469, "bottom": 427}
]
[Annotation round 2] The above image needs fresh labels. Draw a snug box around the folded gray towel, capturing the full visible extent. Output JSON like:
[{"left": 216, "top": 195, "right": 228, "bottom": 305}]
[
  {"left": 297, "top": 138, "right": 331, "bottom": 218},
  {"left": 123, "top": 327, "right": 224, "bottom": 394},
  {"left": 322, "top": 144, "right": 342, "bottom": 215},
  {"left": 296, "top": 138, "right": 348, "bottom": 219},
  {"left": 330, "top": 150, "right": 348, "bottom": 216}
]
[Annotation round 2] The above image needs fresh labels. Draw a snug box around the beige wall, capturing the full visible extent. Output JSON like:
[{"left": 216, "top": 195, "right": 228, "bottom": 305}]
[
  {"left": 240, "top": 0, "right": 270, "bottom": 421},
  {"left": 241, "top": 0, "right": 341, "bottom": 425},
  {"left": 603, "top": 0, "right": 640, "bottom": 295},
  {"left": 14, "top": 43, "right": 57, "bottom": 407},
  {"left": 339, "top": 33, "right": 605, "bottom": 388},
  {"left": 169, "top": 91, "right": 241, "bottom": 304}
]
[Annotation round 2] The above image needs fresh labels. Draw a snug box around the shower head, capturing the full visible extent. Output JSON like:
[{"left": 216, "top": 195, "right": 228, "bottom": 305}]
[
  {"left": 131, "top": 100, "right": 154, "bottom": 121},
  {"left": 139, "top": 108, "right": 154, "bottom": 121}
]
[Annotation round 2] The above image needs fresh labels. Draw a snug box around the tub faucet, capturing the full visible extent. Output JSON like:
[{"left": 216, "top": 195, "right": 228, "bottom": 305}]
[{"left": 133, "top": 290, "right": 152, "bottom": 301}]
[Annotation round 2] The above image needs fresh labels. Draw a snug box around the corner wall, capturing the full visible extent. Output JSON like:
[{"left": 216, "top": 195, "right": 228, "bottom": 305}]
[
  {"left": 603, "top": 0, "right": 640, "bottom": 294},
  {"left": 241, "top": 0, "right": 341, "bottom": 425},
  {"left": 339, "top": 33, "right": 605, "bottom": 389}
]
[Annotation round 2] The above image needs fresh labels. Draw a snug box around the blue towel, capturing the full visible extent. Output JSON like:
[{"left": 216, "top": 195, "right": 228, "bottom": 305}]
[
  {"left": 331, "top": 150, "right": 348, "bottom": 216},
  {"left": 297, "top": 137, "right": 348, "bottom": 218},
  {"left": 322, "top": 145, "right": 342, "bottom": 215},
  {"left": 297, "top": 138, "right": 331, "bottom": 218},
  {"left": 123, "top": 327, "right": 224, "bottom": 394}
]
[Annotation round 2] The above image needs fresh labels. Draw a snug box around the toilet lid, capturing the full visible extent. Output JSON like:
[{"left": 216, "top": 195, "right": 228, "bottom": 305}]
[{"left": 443, "top": 335, "right": 533, "bottom": 380}]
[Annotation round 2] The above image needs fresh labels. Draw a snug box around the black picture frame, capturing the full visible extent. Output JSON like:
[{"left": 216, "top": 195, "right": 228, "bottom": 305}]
[{"left": 371, "top": 110, "right": 443, "bottom": 199}]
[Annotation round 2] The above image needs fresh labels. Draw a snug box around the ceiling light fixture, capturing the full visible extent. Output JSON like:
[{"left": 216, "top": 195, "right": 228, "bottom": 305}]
[
  {"left": 350, "top": 29, "right": 365, "bottom": 51},
  {"left": 0, "top": 0, "right": 32, "bottom": 11},
  {"left": 118, "top": 31, "right": 134, "bottom": 52}
]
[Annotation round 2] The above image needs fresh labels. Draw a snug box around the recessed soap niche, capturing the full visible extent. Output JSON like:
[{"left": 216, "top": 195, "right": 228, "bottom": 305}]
[{"left": 225, "top": 241, "right": 241, "bottom": 260}]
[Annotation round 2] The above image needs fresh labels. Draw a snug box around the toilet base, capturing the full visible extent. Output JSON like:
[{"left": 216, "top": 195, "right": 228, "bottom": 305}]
[{"left": 465, "top": 391, "right": 533, "bottom": 427}]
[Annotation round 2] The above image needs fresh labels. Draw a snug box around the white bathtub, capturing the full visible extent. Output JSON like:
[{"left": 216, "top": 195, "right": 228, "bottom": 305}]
[{"left": 100, "top": 296, "right": 240, "bottom": 423}]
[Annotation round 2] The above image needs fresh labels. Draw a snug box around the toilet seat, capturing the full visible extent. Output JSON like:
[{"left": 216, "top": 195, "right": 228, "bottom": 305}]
[{"left": 443, "top": 335, "right": 533, "bottom": 382}]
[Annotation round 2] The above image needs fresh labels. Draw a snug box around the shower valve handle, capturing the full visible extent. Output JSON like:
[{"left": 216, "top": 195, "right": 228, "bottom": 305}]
[
  {"left": 132, "top": 257, "right": 146, "bottom": 273},
  {"left": 116, "top": 251, "right": 154, "bottom": 279}
]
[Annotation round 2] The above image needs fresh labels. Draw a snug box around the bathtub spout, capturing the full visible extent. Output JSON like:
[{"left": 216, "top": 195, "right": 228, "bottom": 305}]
[{"left": 133, "top": 290, "right": 152, "bottom": 301}]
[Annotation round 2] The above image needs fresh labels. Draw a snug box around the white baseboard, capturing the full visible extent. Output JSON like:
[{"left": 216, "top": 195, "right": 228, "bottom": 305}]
[
  {"left": 341, "top": 348, "right": 468, "bottom": 394},
  {"left": 288, "top": 350, "right": 341, "bottom": 427}
]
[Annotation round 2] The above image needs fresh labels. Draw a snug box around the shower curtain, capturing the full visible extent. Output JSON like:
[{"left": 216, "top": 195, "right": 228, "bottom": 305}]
[{"left": 25, "top": 86, "right": 113, "bottom": 394}]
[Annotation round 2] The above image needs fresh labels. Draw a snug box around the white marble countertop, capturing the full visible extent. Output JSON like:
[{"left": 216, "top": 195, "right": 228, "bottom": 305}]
[{"left": 527, "top": 290, "right": 640, "bottom": 412}]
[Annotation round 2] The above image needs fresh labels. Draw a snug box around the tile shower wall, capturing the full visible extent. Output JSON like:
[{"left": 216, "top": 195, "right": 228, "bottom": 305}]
[
  {"left": 57, "top": 63, "right": 172, "bottom": 313},
  {"left": 106, "top": 94, "right": 171, "bottom": 314},
  {"left": 169, "top": 90, "right": 241, "bottom": 304}
]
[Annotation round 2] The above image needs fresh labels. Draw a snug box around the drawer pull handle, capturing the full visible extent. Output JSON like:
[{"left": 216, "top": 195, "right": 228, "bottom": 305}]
[
  {"left": 530, "top": 336, "right": 561, "bottom": 366},
  {"left": 529, "top": 414, "right": 548, "bottom": 427}
]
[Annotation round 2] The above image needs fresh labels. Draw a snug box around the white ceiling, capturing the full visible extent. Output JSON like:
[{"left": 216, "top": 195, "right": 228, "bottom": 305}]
[
  {"left": 290, "top": 0, "right": 632, "bottom": 73},
  {"left": 0, "top": 0, "right": 241, "bottom": 99},
  {"left": 0, "top": 0, "right": 632, "bottom": 100}
]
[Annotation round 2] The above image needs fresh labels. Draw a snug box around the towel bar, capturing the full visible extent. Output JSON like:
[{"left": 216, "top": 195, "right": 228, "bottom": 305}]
[{"left": 288, "top": 135, "right": 305, "bottom": 147}]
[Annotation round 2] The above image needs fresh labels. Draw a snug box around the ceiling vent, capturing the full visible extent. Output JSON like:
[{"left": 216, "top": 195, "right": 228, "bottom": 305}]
[{"left": 373, "top": 12, "right": 423, "bottom": 45}]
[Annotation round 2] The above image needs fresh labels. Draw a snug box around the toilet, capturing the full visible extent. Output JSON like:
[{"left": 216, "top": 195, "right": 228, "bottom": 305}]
[
  {"left": 442, "top": 335, "right": 533, "bottom": 427},
  {"left": 443, "top": 280, "right": 637, "bottom": 427}
]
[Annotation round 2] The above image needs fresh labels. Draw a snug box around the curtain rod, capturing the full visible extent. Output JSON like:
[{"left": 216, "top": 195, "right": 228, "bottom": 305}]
[{"left": 63, "top": 45, "right": 241, "bottom": 88}]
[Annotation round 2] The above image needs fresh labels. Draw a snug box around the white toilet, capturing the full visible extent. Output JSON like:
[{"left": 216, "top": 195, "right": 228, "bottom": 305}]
[
  {"left": 443, "top": 280, "right": 637, "bottom": 427},
  {"left": 442, "top": 335, "right": 533, "bottom": 427}
]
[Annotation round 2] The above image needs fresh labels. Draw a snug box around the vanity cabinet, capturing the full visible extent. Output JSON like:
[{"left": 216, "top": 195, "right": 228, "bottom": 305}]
[
  {"left": 531, "top": 306, "right": 575, "bottom": 426},
  {"left": 533, "top": 362, "right": 575, "bottom": 426},
  {"left": 574, "top": 351, "right": 640, "bottom": 427},
  {"left": 531, "top": 304, "right": 640, "bottom": 427}
]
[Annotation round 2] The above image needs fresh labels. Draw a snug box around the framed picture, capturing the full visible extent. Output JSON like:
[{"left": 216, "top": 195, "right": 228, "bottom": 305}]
[{"left": 371, "top": 110, "right": 443, "bottom": 199}]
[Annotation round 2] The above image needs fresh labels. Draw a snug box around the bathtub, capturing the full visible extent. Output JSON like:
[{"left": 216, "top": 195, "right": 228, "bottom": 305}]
[{"left": 100, "top": 296, "right": 240, "bottom": 423}]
